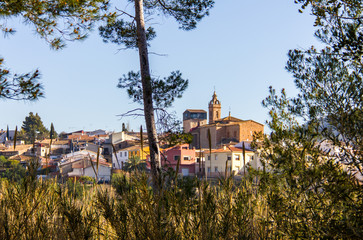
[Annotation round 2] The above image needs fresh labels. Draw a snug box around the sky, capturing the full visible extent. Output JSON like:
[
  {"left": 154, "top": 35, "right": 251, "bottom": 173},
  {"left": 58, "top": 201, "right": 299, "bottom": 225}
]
[{"left": 0, "top": 0, "right": 320, "bottom": 133}]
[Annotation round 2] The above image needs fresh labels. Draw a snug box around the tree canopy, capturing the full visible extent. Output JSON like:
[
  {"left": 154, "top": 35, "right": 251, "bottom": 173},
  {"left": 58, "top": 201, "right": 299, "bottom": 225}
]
[
  {"left": 253, "top": 0, "right": 363, "bottom": 238},
  {"left": 21, "top": 112, "right": 50, "bottom": 143},
  {"left": 0, "top": 0, "right": 110, "bottom": 101},
  {"left": 98, "top": 0, "right": 212, "bottom": 108}
]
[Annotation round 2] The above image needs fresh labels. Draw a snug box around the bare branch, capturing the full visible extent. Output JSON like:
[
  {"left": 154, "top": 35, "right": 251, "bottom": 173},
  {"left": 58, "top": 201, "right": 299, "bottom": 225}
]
[
  {"left": 115, "top": 7, "right": 135, "bottom": 19},
  {"left": 149, "top": 52, "right": 168, "bottom": 56},
  {"left": 117, "top": 108, "right": 144, "bottom": 118}
]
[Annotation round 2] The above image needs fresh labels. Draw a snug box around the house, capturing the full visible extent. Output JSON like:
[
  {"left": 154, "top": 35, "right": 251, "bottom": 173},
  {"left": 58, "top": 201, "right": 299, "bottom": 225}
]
[
  {"left": 160, "top": 144, "right": 196, "bottom": 176},
  {"left": 67, "top": 159, "right": 111, "bottom": 182},
  {"left": 185, "top": 91, "right": 264, "bottom": 149},
  {"left": 36, "top": 139, "right": 71, "bottom": 156},
  {"left": 0, "top": 130, "right": 16, "bottom": 143},
  {"left": 204, "top": 145, "right": 256, "bottom": 177},
  {"left": 67, "top": 135, "right": 97, "bottom": 152},
  {"left": 0, "top": 144, "right": 33, "bottom": 158},
  {"left": 59, "top": 150, "right": 111, "bottom": 181},
  {"left": 234, "top": 141, "right": 263, "bottom": 171},
  {"left": 102, "top": 131, "right": 140, "bottom": 162},
  {"left": 68, "top": 134, "right": 96, "bottom": 142},
  {"left": 88, "top": 129, "right": 108, "bottom": 136},
  {"left": 113, "top": 144, "right": 150, "bottom": 170}
]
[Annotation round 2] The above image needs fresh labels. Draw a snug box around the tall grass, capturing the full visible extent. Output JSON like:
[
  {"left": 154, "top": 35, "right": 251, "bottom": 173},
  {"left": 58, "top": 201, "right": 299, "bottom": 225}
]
[{"left": 0, "top": 169, "right": 361, "bottom": 239}]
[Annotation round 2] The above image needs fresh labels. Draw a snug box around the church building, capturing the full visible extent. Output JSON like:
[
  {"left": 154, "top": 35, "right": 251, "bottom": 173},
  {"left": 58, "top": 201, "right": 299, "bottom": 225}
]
[{"left": 184, "top": 92, "right": 264, "bottom": 149}]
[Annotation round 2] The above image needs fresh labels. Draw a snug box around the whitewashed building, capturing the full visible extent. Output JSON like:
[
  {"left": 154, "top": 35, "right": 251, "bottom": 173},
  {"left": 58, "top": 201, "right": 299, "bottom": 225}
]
[{"left": 59, "top": 150, "right": 111, "bottom": 181}]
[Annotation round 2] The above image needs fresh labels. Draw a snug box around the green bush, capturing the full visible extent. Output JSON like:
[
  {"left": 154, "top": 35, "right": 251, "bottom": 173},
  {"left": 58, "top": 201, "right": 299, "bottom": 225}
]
[{"left": 0, "top": 156, "right": 26, "bottom": 182}]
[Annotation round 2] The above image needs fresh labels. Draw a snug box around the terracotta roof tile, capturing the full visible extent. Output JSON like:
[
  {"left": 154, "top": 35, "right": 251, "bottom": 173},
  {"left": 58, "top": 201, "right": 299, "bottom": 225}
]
[
  {"left": 1, "top": 144, "right": 33, "bottom": 152},
  {"left": 211, "top": 146, "right": 253, "bottom": 153},
  {"left": 68, "top": 135, "right": 95, "bottom": 141}
]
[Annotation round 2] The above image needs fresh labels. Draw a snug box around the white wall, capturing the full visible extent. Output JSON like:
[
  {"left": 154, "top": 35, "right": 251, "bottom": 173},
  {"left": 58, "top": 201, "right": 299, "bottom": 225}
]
[
  {"left": 112, "top": 150, "right": 129, "bottom": 169},
  {"left": 84, "top": 165, "right": 111, "bottom": 181}
]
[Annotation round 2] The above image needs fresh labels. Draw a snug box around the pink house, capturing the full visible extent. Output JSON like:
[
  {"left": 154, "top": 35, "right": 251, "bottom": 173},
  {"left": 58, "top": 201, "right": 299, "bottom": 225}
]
[{"left": 161, "top": 144, "right": 196, "bottom": 176}]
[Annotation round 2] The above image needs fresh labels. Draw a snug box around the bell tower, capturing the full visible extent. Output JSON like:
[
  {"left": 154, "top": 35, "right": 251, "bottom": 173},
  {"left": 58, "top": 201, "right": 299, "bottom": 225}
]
[{"left": 208, "top": 91, "right": 221, "bottom": 124}]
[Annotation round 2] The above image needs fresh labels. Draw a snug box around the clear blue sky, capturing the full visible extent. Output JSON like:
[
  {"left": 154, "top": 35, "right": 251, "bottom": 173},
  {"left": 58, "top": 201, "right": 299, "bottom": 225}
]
[{"left": 0, "top": 0, "right": 319, "bottom": 133}]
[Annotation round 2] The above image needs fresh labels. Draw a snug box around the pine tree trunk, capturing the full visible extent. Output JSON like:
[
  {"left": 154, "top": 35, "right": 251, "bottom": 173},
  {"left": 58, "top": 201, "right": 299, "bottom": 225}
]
[{"left": 134, "top": 0, "right": 160, "bottom": 188}]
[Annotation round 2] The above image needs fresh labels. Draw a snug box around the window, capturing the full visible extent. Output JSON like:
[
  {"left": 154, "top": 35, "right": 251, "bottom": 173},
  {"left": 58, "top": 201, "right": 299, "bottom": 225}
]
[
  {"left": 182, "top": 146, "right": 188, "bottom": 150},
  {"left": 235, "top": 155, "right": 240, "bottom": 160},
  {"left": 183, "top": 156, "right": 191, "bottom": 160},
  {"left": 215, "top": 155, "right": 218, "bottom": 160},
  {"left": 208, "top": 156, "right": 211, "bottom": 160},
  {"left": 196, "top": 157, "right": 200, "bottom": 163},
  {"left": 227, "top": 156, "right": 231, "bottom": 160},
  {"left": 214, "top": 167, "right": 218, "bottom": 172},
  {"left": 207, "top": 167, "right": 211, "bottom": 173},
  {"left": 216, "top": 112, "right": 219, "bottom": 118},
  {"left": 124, "top": 152, "right": 127, "bottom": 156},
  {"left": 174, "top": 155, "right": 180, "bottom": 161}
]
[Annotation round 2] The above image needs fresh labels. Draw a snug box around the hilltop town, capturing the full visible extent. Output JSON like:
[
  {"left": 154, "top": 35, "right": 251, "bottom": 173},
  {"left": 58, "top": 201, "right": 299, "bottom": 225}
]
[
  {"left": 0, "top": 92, "right": 264, "bottom": 182},
  {"left": 1, "top": 0, "right": 361, "bottom": 238}
]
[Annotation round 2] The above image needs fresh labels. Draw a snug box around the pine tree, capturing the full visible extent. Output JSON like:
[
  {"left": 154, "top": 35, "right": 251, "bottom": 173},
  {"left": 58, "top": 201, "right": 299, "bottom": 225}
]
[
  {"left": 255, "top": 1, "right": 363, "bottom": 237},
  {"left": 0, "top": 0, "right": 110, "bottom": 101},
  {"left": 99, "top": 0, "right": 214, "bottom": 188},
  {"left": 21, "top": 112, "right": 49, "bottom": 143}
]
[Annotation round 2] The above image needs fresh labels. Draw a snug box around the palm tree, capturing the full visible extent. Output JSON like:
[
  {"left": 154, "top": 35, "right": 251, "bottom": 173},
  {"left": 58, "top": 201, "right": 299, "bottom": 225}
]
[{"left": 123, "top": 156, "right": 146, "bottom": 172}]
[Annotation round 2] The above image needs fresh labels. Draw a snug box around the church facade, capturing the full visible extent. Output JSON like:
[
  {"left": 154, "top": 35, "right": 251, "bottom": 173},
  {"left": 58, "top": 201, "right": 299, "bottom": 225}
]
[{"left": 184, "top": 92, "right": 264, "bottom": 149}]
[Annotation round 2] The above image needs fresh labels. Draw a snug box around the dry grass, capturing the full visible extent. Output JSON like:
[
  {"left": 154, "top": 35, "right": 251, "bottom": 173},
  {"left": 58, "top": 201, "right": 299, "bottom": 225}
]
[{"left": 0, "top": 170, "right": 361, "bottom": 239}]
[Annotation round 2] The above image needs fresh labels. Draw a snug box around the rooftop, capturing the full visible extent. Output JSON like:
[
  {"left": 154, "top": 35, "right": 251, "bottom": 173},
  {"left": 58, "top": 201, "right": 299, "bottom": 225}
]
[
  {"left": 0, "top": 144, "right": 33, "bottom": 152},
  {"left": 211, "top": 146, "right": 253, "bottom": 153},
  {"left": 184, "top": 109, "right": 207, "bottom": 113}
]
